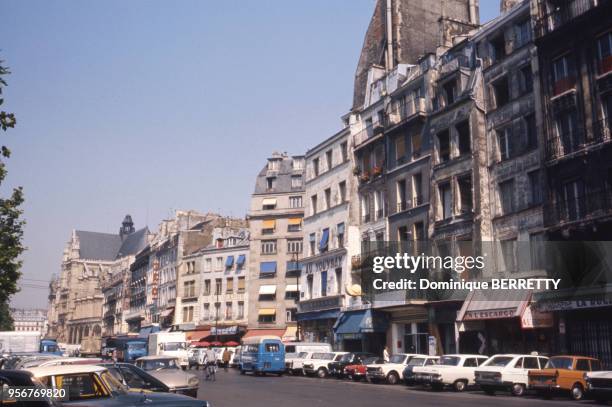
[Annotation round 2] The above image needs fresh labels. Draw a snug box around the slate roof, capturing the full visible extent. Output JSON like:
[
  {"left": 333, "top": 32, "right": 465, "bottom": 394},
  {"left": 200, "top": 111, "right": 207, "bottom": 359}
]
[
  {"left": 253, "top": 155, "right": 305, "bottom": 195},
  {"left": 75, "top": 227, "right": 148, "bottom": 261}
]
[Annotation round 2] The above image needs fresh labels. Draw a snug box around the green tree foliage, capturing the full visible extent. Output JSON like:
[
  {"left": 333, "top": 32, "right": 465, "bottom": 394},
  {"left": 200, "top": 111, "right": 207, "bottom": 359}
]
[{"left": 0, "top": 59, "right": 25, "bottom": 331}]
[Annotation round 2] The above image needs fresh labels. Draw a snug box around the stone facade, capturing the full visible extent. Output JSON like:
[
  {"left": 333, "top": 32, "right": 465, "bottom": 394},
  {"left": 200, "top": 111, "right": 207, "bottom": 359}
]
[{"left": 11, "top": 308, "right": 47, "bottom": 334}]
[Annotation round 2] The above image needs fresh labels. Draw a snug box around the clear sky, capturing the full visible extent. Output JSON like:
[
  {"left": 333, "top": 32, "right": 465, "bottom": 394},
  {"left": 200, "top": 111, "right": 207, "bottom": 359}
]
[{"left": 1, "top": 1, "right": 500, "bottom": 308}]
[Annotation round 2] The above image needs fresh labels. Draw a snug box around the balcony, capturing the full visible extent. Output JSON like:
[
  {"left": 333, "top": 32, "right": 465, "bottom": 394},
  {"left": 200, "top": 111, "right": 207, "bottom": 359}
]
[
  {"left": 394, "top": 196, "right": 425, "bottom": 215},
  {"left": 546, "top": 119, "right": 611, "bottom": 161},
  {"left": 544, "top": 188, "right": 612, "bottom": 227},
  {"left": 552, "top": 76, "right": 577, "bottom": 97},
  {"left": 353, "top": 123, "right": 384, "bottom": 149},
  {"left": 385, "top": 98, "right": 427, "bottom": 128},
  {"left": 534, "top": 0, "right": 599, "bottom": 39}
]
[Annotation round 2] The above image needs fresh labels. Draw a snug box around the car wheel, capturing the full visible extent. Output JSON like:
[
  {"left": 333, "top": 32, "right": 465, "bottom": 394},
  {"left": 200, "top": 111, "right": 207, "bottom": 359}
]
[
  {"left": 482, "top": 385, "right": 495, "bottom": 396},
  {"left": 454, "top": 380, "right": 467, "bottom": 392},
  {"left": 317, "top": 368, "right": 328, "bottom": 379},
  {"left": 571, "top": 383, "right": 584, "bottom": 401},
  {"left": 387, "top": 372, "right": 399, "bottom": 385},
  {"left": 511, "top": 383, "right": 526, "bottom": 397}
]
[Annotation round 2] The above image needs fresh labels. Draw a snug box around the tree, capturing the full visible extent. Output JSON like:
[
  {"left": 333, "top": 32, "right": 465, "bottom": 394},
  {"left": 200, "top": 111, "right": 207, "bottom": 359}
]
[{"left": 0, "top": 59, "right": 25, "bottom": 331}]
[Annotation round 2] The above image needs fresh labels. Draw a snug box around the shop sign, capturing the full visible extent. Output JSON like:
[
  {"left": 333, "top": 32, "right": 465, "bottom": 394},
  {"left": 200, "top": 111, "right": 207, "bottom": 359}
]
[
  {"left": 211, "top": 325, "right": 238, "bottom": 335},
  {"left": 297, "top": 295, "right": 342, "bottom": 313},
  {"left": 463, "top": 308, "right": 517, "bottom": 321},
  {"left": 304, "top": 254, "right": 344, "bottom": 274},
  {"left": 536, "top": 298, "right": 612, "bottom": 312},
  {"left": 521, "top": 305, "right": 554, "bottom": 329}
]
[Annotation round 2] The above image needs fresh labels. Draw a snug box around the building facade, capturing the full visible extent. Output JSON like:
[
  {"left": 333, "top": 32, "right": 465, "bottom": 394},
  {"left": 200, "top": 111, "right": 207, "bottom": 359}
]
[{"left": 11, "top": 308, "right": 47, "bottom": 334}]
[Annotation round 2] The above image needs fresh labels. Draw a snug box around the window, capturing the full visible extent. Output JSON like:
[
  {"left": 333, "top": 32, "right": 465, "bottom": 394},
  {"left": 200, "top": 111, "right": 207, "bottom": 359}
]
[
  {"left": 183, "top": 281, "right": 195, "bottom": 298},
  {"left": 492, "top": 76, "right": 510, "bottom": 108},
  {"left": 412, "top": 173, "right": 423, "bottom": 206},
  {"left": 561, "top": 179, "right": 585, "bottom": 221},
  {"left": 225, "top": 302, "right": 232, "bottom": 320},
  {"left": 498, "top": 127, "right": 512, "bottom": 161},
  {"left": 457, "top": 120, "right": 471, "bottom": 155},
  {"left": 576, "top": 359, "right": 590, "bottom": 371},
  {"left": 307, "top": 275, "right": 314, "bottom": 299},
  {"left": 311, "top": 195, "right": 318, "bottom": 216},
  {"left": 338, "top": 181, "right": 347, "bottom": 203},
  {"left": 515, "top": 19, "right": 531, "bottom": 48},
  {"left": 597, "top": 32, "right": 612, "bottom": 74},
  {"left": 412, "top": 132, "right": 422, "bottom": 157},
  {"left": 326, "top": 150, "right": 333, "bottom": 170},
  {"left": 528, "top": 170, "right": 542, "bottom": 206},
  {"left": 288, "top": 218, "right": 302, "bottom": 232},
  {"left": 439, "top": 182, "right": 452, "bottom": 220},
  {"left": 262, "top": 219, "right": 276, "bottom": 234},
  {"left": 556, "top": 109, "right": 581, "bottom": 153},
  {"left": 552, "top": 54, "right": 573, "bottom": 82},
  {"left": 182, "top": 306, "right": 193, "bottom": 323},
  {"left": 374, "top": 190, "right": 385, "bottom": 219},
  {"left": 215, "top": 279, "right": 222, "bottom": 295},
  {"left": 519, "top": 65, "right": 533, "bottom": 94},
  {"left": 237, "top": 301, "right": 244, "bottom": 319},
  {"left": 226, "top": 278, "right": 234, "bottom": 294},
  {"left": 499, "top": 179, "right": 515, "bottom": 215},
  {"left": 309, "top": 233, "right": 316, "bottom": 256},
  {"left": 289, "top": 196, "right": 302, "bottom": 208},
  {"left": 398, "top": 226, "right": 409, "bottom": 242},
  {"left": 291, "top": 175, "right": 302, "bottom": 189},
  {"left": 437, "top": 130, "right": 450, "bottom": 162},
  {"left": 324, "top": 188, "right": 332, "bottom": 209},
  {"left": 335, "top": 268, "right": 342, "bottom": 294},
  {"left": 525, "top": 113, "right": 537, "bottom": 150},
  {"left": 287, "top": 239, "right": 303, "bottom": 254},
  {"left": 413, "top": 222, "right": 425, "bottom": 242},
  {"left": 313, "top": 158, "right": 320, "bottom": 176},
  {"left": 397, "top": 179, "right": 407, "bottom": 212},
  {"left": 215, "top": 257, "right": 223, "bottom": 270},
  {"left": 500, "top": 239, "right": 517, "bottom": 272},
  {"left": 490, "top": 34, "right": 506, "bottom": 62},
  {"left": 237, "top": 277, "right": 245, "bottom": 293},
  {"left": 340, "top": 141, "right": 348, "bottom": 163},
  {"left": 258, "top": 312, "right": 275, "bottom": 324},
  {"left": 443, "top": 80, "right": 456, "bottom": 106},
  {"left": 395, "top": 135, "right": 406, "bottom": 162},
  {"left": 321, "top": 270, "right": 328, "bottom": 297},
  {"left": 262, "top": 199, "right": 276, "bottom": 210},
  {"left": 524, "top": 357, "right": 539, "bottom": 369},
  {"left": 268, "top": 159, "right": 280, "bottom": 171},
  {"left": 286, "top": 308, "right": 296, "bottom": 323},
  {"left": 337, "top": 223, "right": 345, "bottom": 248},
  {"left": 292, "top": 158, "right": 304, "bottom": 170},
  {"left": 530, "top": 232, "right": 546, "bottom": 270},
  {"left": 464, "top": 358, "right": 478, "bottom": 367},
  {"left": 204, "top": 258, "right": 212, "bottom": 272},
  {"left": 457, "top": 175, "right": 473, "bottom": 213},
  {"left": 320, "top": 228, "right": 329, "bottom": 253},
  {"left": 203, "top": 279, "right": 211, "bottom": 296},
  {"left": 261, "top": 240, "right": 277, "bottom": 254},
  {"left": 266, "top": 177, "right": 276, "bottom": 190},
  {"left": 202, "top": 303, "right": 210, "bottom": 320}
]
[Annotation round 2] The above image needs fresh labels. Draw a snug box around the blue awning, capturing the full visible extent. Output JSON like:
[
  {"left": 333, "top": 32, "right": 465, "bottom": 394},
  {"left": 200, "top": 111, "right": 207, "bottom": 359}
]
[
  {"left": 225, "top": 256, "right": 234, "bottom": 267},
  {"left": 236, "top": 254, "right": 246, "bottom": 266},
  {"left": 287, "top": 261, "right": 300, "bottom": 272},
  {"left": 334, "top": 309, "right": 388, "bottom": 335},
  {"left": 260, "top": 261, "right": 277, "bottom": 274},
  {"left": 297, "top": 309, "right": 340, "bottom": 322},
  {"left": 319, "top": 229, "right": 329, "bottom": 251}
]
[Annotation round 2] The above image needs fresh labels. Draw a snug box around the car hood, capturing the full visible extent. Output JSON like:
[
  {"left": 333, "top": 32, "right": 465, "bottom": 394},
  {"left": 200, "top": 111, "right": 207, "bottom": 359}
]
[
  {"left": 587, "top": 371, "right": 612, "bottom": 379},
  {"left": 146, "top": 370, "right": 196, "bottom": 387}
]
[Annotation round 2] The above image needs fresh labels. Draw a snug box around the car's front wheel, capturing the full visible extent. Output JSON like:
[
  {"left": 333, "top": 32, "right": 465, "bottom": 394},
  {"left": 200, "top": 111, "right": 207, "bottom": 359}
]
[
  {"left": 511, "top": 383, "right": 526, "bottom": 397},
  {"left": 317, "top": 367, "right": 328, "bottom": 379},
  {"left": 454, "top": 379, "right": 467, "bottom": 392},
  {"left": 571, "top": 383, "right": 584, "bottom": 401},
  {"left": 386, "top": 372, "right": 399, "bottom": 385}
]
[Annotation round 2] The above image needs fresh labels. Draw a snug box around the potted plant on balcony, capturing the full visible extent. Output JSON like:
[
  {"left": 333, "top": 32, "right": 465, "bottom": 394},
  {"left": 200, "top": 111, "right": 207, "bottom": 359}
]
[
  {"left": 372, "top": 166, "right": 383, "bottom": 177},
  {"left": 360, "top": 172, "right": 370, "bottom": 182}
]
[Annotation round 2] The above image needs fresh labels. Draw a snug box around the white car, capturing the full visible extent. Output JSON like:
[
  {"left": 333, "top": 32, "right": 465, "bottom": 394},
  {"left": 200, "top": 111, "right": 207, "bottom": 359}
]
[
  {"left": 586, "top": 371, "right": 612, "bottom": 402},
  {"left": 366, "top": 354, "right": 425, "bottom": 385},
  {"left": 475, "top": 354, "right": 549, "bottom": 396},
  {"left": 303, "top": 352, "right": 348, "bottom": 378},
  {"left": 412, "top": 354, "right": 489, "bottom": 391},
  {"left": 285, "top": 351, "right": 313, "bottom": 375}
]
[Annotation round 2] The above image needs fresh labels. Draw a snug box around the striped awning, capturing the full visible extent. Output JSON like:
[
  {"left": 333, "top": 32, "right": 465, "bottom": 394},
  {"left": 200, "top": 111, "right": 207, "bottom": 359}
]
[
  {"left": 258, "top": 308, "right": 276, "bottom": 316},
  {"left": 458, "top": 289, "right": 532, "bottom": 321},
  {"left": 262, "top": 219, "right": 276, "bottom": 229},
  {"left": 288, "top": 218, "right": 302, "bottom": 225}
]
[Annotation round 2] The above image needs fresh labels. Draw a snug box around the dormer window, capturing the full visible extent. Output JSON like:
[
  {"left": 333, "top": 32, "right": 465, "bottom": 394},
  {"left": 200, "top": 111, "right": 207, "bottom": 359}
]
[
  {"left": 268, "top": 159, "right": 280, "bottom": 171},
  {"left": 490, "top": 34, "right": 506, "bottom": 62},
  {"left": 292, "top": 158, "right": 304, "bottom": 171}
]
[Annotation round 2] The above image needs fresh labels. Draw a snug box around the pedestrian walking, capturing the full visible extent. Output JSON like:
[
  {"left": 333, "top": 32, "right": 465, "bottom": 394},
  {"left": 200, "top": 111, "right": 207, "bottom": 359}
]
[
  {"left": 222, "top": 348, "right": 231, "bottom": 372},
  {"left": 205, "top": 347, "right": 217, "bottom": 381},
  {"left": 383, "top": 346, "right": 390, "bottom": 363}
]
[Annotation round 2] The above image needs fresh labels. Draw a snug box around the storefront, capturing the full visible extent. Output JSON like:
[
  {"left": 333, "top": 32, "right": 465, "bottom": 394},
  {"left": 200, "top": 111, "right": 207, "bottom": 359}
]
[
  {"left": 297, "top": 297, "right": 342, "bottom": 346},
  {"left": 333, "top": 309, "right": 388, "bottom": 354},
  {"left": 382, "top": 304, "right": 429, "bottom": 355}
]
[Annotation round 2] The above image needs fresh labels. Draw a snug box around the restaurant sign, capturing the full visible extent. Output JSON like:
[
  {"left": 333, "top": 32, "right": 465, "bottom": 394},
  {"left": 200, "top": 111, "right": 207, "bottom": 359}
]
[{"left": 211, "top": 325, "right": 239, "bottom": 336}]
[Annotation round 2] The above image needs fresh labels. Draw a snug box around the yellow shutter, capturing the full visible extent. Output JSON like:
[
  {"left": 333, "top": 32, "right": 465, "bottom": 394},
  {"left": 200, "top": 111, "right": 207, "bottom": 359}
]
[
  {"left": 262, "top": 219, "right": 276, "bottom": 229},
  {"left": 258, "top": 308, "right": 276, "bottom": 316},
  {"left": 288, "top": 218, "right": 302, "bottom": 226}
]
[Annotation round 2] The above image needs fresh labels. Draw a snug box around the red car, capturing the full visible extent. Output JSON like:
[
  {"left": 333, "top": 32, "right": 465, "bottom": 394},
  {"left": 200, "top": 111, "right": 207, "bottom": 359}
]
[{"left": 344, "top": 356, "right": 383, "bottom": 381}]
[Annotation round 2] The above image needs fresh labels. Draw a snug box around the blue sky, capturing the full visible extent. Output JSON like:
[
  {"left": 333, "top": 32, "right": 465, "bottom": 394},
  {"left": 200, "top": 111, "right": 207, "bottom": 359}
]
[{"left": 1, "top": 1, "right": 500, "bottom": 308}]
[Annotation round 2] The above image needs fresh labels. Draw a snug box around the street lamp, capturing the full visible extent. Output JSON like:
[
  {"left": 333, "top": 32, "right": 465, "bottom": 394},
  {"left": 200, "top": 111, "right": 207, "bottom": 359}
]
[{"left": 292, "top": 251, "right": 301, "bottom": 342}]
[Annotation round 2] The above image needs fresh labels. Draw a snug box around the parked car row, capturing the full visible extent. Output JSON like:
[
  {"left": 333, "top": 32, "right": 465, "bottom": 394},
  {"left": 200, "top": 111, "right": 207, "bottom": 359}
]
[{"left": 288, "top": 349, "right": 612, "bottom": 402}]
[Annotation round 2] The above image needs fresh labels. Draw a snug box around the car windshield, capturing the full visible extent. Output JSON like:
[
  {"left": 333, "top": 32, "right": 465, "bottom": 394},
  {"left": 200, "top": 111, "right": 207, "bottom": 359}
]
[
  {"left": 484, "top": 356, "right": 514, "bottom": 367},
  {"left": 439, "top": 356, "right": 461, "bottom": 366},
  {"left": 339, "top": 353, "right": 354, "bottom": 363},
  {"left": 100, "top": 371, "right": 128, "bottom": 396},
  {"left": 164, "top": 342, "right": 186, "bottom": 351},
  {"left": 363, "top": 357, "right": 380, "bottom": 365},
  {"left": 128, "top": 342, "right": 147, "bottom": 350},
  {"left": 388, "top": 355, "right": 406, "bottom": 364},
  {"left": 407, "top": 358, "right": 426, "bottom": 366},
  {"left": 546, "top": 357, "right": 574, "bottom": 370},
  {"left": 297, "top": 352, "right": 308, "bottom": 358},
  {"left": 140, "top": 358, "right": 179, "bottom": 371}
]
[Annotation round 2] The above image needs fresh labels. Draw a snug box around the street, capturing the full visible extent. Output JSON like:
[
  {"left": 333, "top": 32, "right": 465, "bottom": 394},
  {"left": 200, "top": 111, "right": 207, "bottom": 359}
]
[{"left": 194, "top": 368, "right": 604, "bottom": 407}]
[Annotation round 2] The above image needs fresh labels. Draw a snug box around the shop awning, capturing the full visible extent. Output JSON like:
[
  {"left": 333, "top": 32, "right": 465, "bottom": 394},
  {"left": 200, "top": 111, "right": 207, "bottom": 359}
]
[
  {"left": 185, "top": 329, "right": 211, "bottom": 341},
  {"left": 262, "top": 198, "right": 277, "bottom": 207},
  {"left": 260, "top": 261, "right": 277, "bottom": 275},
  {"left": 225, "top": 256, "right": 234, "bottom": 267},
  {"left": 319, "top": 229, "right": 329, "bottom": 251},
  {"left": 334, "top": 309, "right": 388, "bottom": 335},
  {"left": 297, "top": 309, "right": 340, "bottom": 321},
  {"left": 242, "top": 329, "right": 285, "bottom": 339},
  {"left": 258, "top": 285, "right": 277, "bottom": 295},
  {"left": 160, "top": 308, "right": 174, "bottom": 318},
  {"left": 288, "top": 217, "right": 302, "bottom": 226},
  {"left": 457, "top": 289, "right": 532, "bottom": 321},
  {"left": 285, "top": 284, "right": 299, "bottom": 292},
  {"left": 262, "top": 219, "right": 276, "bottom": 229},
  {"left": 258, "top": 308, "right": 276, "bottom": 316},
  {"left": 236, "top": 254, "right": 246, "bottom": 266},
  {"left": 282, "top": 326, "right": 297, "bottom": 342}
]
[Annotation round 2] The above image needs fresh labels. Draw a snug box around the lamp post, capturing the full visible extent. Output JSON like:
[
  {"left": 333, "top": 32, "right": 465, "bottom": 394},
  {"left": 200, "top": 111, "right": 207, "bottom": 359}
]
[
  {"left": 215, "top": 287, "right": 220, "bottom": 343},
  {"left": 292, "top": 251, "right": 301, "bottom": 342}
]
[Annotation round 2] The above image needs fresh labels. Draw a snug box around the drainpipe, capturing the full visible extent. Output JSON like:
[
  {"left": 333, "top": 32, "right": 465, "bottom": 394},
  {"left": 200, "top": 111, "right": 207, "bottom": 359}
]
[
  {"left": 386, "top": 0, "right": 394, "bottom": 71},
  {"left": 468, "top": 0, "right": 478, "bottom": 25}
]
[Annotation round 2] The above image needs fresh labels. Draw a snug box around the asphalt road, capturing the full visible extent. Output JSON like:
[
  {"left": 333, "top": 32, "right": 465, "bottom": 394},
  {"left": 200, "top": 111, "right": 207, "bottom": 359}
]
[{"left": 194, "top": 368, "right": 606, "bottom": 407}]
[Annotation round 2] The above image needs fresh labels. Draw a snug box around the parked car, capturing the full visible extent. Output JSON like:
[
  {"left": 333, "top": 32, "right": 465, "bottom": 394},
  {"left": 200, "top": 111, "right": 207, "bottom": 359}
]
[
  {"left": 99, "top": 362, "right": 170, "bottom": 393},
  {"left": 229, "top": 346, "right": 242, "bottom": 368},
  {"left": 412, "top": 354, "right": 489, "bottom": 391},
  {"left": 328, "top": 352, "right": 374, "bottom": 378},
  {"left": 474, "top": 354, "right": 549, "bottom": 396},
  {"left": 586, "top": 371, "right": 612, "bottom": 403},
  {"left": 188, "top": 347, "right": 207, "bottom": 370},
  {"left": 239, "top": 336, "right": 285, "bottom": 376},
  {"left": 12, "top": 355, "right": 62, "bottom": 370},
  {"left": 285, "top": 351, "right": 313, "bottom": 375},
  {"left": 33, "top": 357, "right": 105, "bottom": 368},
  {"left": 402, "top": 356, "right": 439, "bottom": 385},
  {"left": 344, "top": 356, "right": 383, "bottom": 381},
  {"left": 366, "top": 354, "right": 425, "bottom": 385},
  {"left": 26, "top": 364, "right": 211, "bottom": 406},
  {"left": 528, "top": 355, "right": 602, "bottom": 400},
  {"left": 303, "top": 352, "right": 348, "bottom": 378},
  {"left": 135, "top": 355, "right": 200, "bottom": 397},
  {"left": 0, "top": 369, "right": 56, "bottom": 407}
]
